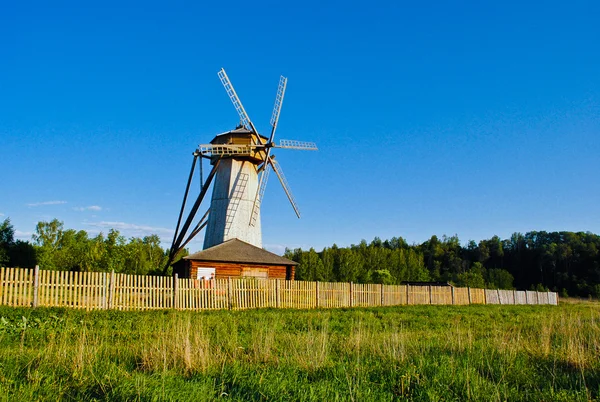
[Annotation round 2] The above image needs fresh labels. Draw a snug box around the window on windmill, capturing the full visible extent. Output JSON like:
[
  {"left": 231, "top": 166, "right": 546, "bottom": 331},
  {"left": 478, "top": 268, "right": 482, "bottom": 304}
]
[{"left": 196, "top": 268, "right": 216, "bottom": 280}]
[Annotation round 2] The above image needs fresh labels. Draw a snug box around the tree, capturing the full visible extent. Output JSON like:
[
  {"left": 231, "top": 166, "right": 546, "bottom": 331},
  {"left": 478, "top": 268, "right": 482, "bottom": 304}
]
[
  {"left": 455, "top": 270, "right": 485, "bottom": 288},
  {"left": 0, "top": 218, "right": 15, "bottom": 266},
  {"left": 32, "top": 219, "right": 64, "bottom": 270},
  {"left": 486, "top": 269, "right": 514, "bottom": 289},
  {"left": 372, "top": 269, "right": 394, "bottom": 285},
  {"left": 8, "top": 240, "right": 36, "bottom": 268},
  {"left": 335, "top": 248, "right": 362, "bottom": 283},
  {"left": 295, "top": 248, "right": 325, "bottom": 281}
]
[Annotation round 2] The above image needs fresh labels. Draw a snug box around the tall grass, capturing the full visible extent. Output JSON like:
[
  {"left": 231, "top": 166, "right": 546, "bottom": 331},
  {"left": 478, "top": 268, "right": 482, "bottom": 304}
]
[{"left": 0, "top": 303, "right": 597, "bottom": 400}]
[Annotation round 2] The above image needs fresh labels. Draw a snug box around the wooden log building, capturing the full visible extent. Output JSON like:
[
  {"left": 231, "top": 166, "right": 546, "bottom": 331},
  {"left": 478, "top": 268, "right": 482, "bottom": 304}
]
[{"left": 174, "top": 238, "right": 297, "bottom": 280}]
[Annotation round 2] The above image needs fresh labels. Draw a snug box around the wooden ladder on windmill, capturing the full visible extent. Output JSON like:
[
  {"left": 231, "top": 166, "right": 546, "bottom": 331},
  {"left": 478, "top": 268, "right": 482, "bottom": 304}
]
[
  {"left": 224, "top": 173, "right": 249, "bottom": 235},
  {"left": 250, "top": 165, "right": 270, "bottom": 227}
]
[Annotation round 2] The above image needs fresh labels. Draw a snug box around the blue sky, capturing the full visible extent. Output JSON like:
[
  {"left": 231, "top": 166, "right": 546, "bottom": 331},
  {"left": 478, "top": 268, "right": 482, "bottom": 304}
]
[{"left": 1, "top": 0, "right": 599, "bottom": 254}]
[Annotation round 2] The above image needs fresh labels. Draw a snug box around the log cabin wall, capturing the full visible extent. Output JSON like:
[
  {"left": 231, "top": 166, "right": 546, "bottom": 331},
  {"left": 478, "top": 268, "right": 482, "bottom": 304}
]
[{"left": 189, "top": 260, "right": 295, "bottom": 280}]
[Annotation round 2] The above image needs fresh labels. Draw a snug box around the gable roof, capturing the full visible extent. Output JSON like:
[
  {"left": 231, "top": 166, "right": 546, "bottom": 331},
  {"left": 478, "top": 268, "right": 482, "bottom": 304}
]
[{"left": 184, "top": 238, "right": 298, "bottom": 266}]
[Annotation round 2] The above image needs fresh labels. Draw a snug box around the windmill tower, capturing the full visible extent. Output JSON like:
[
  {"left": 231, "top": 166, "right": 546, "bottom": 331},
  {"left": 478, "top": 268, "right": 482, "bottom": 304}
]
[{"left": 165, "top": 69, "right": 317, "bottom": 269}]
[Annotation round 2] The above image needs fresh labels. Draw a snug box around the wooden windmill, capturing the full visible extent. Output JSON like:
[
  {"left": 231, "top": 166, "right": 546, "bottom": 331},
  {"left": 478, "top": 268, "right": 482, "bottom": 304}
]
[{"left": 165, "top": 69, "right": 317, "bottom": 270}]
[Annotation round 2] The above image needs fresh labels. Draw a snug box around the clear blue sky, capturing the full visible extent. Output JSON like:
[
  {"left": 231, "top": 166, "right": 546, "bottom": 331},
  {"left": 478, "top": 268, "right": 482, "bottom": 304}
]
[{"left": 1, "top": 0, "right": 599, "bottom": 254}]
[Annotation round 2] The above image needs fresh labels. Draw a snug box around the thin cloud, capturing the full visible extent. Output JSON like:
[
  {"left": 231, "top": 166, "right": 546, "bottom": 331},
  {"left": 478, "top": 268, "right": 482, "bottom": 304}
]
[
  {"left": 15, "top": 230, "right": 33, "bottom": 240},
  {"left": 263, "top": 244, "right": 288, "bottom": 256},
  {"left": 85, "top": 221, "right": 174, "bottom": 239},
  {"left": 73, "top": 205, "right": 102, "bottom": 212},
  {"left": 0, "top": 213, "right": 4, "bottom": 217},
  {"left": 27, "top": 201, "right": 67, "bottom": 207}
]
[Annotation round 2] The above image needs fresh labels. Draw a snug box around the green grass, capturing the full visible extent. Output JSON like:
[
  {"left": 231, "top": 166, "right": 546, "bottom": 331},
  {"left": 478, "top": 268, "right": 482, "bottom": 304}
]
[{"left": 0, "top": 302, "right": 598, "bottom": 401}]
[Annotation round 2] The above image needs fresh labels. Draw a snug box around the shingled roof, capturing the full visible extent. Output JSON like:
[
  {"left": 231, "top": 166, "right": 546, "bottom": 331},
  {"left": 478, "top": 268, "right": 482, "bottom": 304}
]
[{"left": 184, "top": 238, "right": 298, "bottom": 266}]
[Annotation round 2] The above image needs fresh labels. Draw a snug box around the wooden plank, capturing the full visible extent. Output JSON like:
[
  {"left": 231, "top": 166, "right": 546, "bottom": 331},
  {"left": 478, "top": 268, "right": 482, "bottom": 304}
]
[
  {"left": 56, "top": 271, "right": 62, "bottom": 307},
  {"left": 12, "top": 268, "right": 20, "bottom": 306},
  {"left": 21, "top": 269, "right": 28, "bottom": 306},
  {"left": 13, "top": 268, "right": 19, "bottom": 306},
  {"left": 46, "top": 270, "right": 51, "bottom": 307},
  {"left": 80, "top": 271, "right": 84, "bottom": 308},
  {"left": 126, "top": 273, "right": 132, "bottom": 310},
  {"left": 31, "top": 266, "right": 39, "bottom": 307},
  {"left": 10, "top": 268, "right": 16, "bottom": 306},
  {"left": 8, "top": 268, "right": 16, "bottom": 306},
  {"left": 0, "top": 267, "right": 4, "bottom": 305},
  {"left": 0, "top": 267, "right": 6, "bottom": 306},
  {"left": 15, "top": 269, "right": 22, "bottom": 306},
  {"left": 117, "top": 273, "right": 123, "bottom": 310},
  {"left": 76, "top": 271, "right": 82, "bottom": 308},
  {"left": 37, "top": 269, "right": 44, "bottom": 307},
  {"left": 44, "top": 269, "right": 51, "bottom": 307},
  {"left": 63, "top": 271, "right": 69, "bottom": 307},
  {"left": 43, "top": 271, "right": 56, "bottom": 307},
  {"left": 83, "top": 271, "right": 88, "bottom": 309},
  {"left": 81, "top": 271, "right": 87, "bottom": 309},
  {"left": 22, "top": 268, "right": 29, "bottom": 306},
  {"left": 52, "top": 270, "right": 58, "bottom": 307}
]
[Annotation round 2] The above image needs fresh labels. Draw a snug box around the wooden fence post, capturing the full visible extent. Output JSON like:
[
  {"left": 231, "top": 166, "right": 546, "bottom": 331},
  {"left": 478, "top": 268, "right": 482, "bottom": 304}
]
[
  {"left": 32, "top": 265, "right": 40, "bottom": 308},
  {"left": 429, "top": 285, "right": 433, "bottom": 304},
  {"left": 173, "top": 273, "right": 179, "bottom": 309},
  {"left": 380, "top": 284, "right": 384, "bottom": 306},
  {"left": 513, "top": 289, "right": 517, "bottom": 305},
  {"left": 349, "top": 282, "right": 354, "bottom": 308},
  {"left": 102, "top": 272, "right": 107, "bottom": 309},
  {"left": 467, "top": 287, "right": 472, "bottom": 304},
  {"left": 108, "top": 270, "right": 115, "bottom": 309},
  {"left": 315, "top": 281, "right": 320, "bottom": 308},
  {"left": 406, "top": 284, "right": 410, "bottom": 305},
  {"left": 275, "top": 279, "right": 281, "bottom": 308},
  {"left": 451, "top": 286, "right": 455, "bottom": 305},
  {"left": 227, "top": 277, "right": 233, "bottom": 310},
  {"left": 497, "top": 289, "right": 502, "bottom": 305}
]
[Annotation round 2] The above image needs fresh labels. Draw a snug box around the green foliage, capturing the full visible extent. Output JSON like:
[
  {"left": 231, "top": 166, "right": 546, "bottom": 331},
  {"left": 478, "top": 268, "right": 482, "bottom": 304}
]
[
  {"left": 0, "top": 218, "right": 15, "bottom": 266},
  {"left": 4, "top": 217, "right": 168, "bottom": 274},
  {"left": 372, "top": 269, "right": 394, "bottom": 284},
  {"left": 486, "top": 268, "right": 514, "bottom": 289},
  {"left": 0, "top": 218, "right": 36, "bottom": 268},
  {"left": 456, "top": 270, "right": 486, "bottom": 288},
  {"left": 287, "top": 231, "right": 600, "bottom": 296}
]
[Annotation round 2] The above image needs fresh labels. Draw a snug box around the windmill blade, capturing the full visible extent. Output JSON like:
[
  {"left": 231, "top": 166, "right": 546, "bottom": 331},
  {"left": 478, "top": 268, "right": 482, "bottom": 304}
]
[
  {"left": 270, "top": 157, "right": 301, "bottom": 218},
  {"left": 268, "top": 75, "right": 287, "bottom": 144},
  {"left": 249, "top": 161, "right": 271, "bottom": 226},
  {"left": 275, "top": 140, "right": 318, "bottom": 150},
  {"left": 248, "top": 75, "right": 288, "bottom": 225},
  {"left": 217, "top": 68, "right": 259, "bottom": 134}
]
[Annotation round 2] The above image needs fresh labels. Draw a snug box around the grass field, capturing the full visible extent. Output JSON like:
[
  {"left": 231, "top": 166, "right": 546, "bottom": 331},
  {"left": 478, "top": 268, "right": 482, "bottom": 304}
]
[{"left": 0, "top": 301, "right": 598, "bottom": 401}]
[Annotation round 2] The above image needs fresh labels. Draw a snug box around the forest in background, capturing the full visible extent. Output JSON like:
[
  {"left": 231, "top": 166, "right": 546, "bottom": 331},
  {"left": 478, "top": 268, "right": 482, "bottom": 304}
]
[{"left": 1, "top": 217, "right": 599, "bottom": 297}]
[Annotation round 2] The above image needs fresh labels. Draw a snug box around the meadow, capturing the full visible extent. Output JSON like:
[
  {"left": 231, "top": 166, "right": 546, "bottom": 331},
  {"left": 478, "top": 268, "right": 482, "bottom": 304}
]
[{"left": 0, "top": 301, "right": 598, "bottom": 401}]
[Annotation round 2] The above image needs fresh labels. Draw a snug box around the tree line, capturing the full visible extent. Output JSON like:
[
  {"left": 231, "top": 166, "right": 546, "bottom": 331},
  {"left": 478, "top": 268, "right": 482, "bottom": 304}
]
[
  {"left": 285, "top": 231, "right": 600, "bottom": 297},
  {"left": 0, "top": 218, "right": 184, "bottom": 275},
  {"left": 1, "top": 217, "right": 599, "bottom": 296}
]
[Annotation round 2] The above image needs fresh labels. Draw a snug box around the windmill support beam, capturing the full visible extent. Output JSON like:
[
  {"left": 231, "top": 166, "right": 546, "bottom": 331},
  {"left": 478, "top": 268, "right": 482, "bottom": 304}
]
[
  {"left": 170, "top": 153, "right": 199, "bottom": 252},
  {"left": 164, "top": 159, "right": 221, "bottom": 273}
]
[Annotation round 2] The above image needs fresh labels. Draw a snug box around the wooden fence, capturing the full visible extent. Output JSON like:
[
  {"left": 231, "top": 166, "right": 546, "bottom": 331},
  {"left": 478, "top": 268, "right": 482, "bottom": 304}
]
[{"left": 0, "top": 267, "right": 559, "bottom": 311}]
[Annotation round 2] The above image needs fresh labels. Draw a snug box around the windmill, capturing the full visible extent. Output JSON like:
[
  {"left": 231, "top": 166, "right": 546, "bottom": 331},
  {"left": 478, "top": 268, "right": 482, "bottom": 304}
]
[{"left": 165, "top": 68, "right": 317, "bottom": 271}]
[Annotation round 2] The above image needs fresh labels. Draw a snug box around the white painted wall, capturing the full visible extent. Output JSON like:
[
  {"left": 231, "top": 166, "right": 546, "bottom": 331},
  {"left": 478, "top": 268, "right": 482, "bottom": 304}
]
[{"left": 203, "top": 158, "right": 262, "bottom": 249}]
